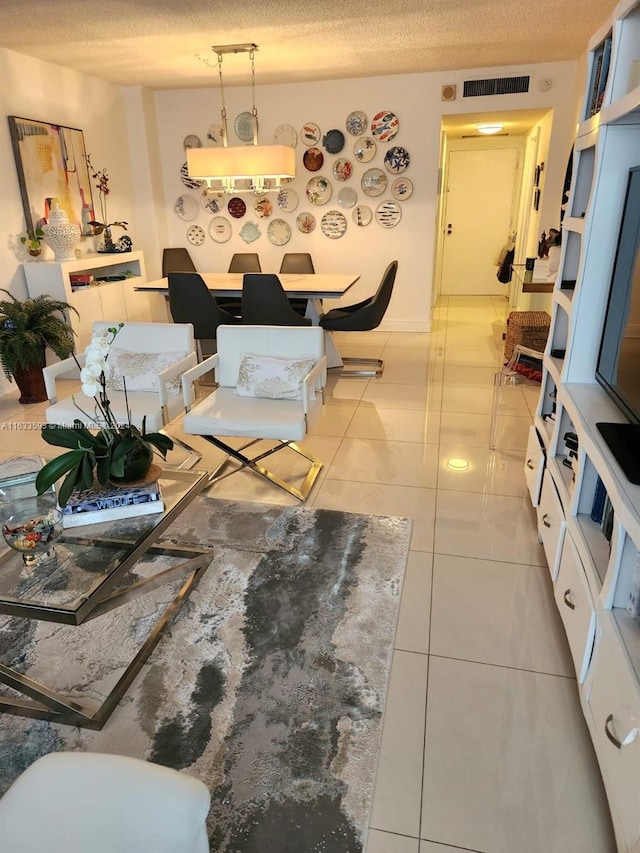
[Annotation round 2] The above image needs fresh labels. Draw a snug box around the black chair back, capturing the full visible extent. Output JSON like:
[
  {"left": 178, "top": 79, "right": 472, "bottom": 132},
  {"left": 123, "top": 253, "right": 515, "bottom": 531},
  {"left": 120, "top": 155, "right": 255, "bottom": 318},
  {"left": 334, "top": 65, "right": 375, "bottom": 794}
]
[
  {"left": 279, "top": 253, "right": 315, "bottom": 274},
  {"left": 320, "top": 261, "right": 398, "bottom": 332},
  {"left": 241, "top": 274, "right": 311, "bottom": 327},
  {"left": 228, "top": 253, "right": 262, "bottom": 273},
  {"left": 167, "top": 272, "right": 239, "bottom": 341},
  {"left": 162, "top": 248, "right": 196, "bottom": 277}
]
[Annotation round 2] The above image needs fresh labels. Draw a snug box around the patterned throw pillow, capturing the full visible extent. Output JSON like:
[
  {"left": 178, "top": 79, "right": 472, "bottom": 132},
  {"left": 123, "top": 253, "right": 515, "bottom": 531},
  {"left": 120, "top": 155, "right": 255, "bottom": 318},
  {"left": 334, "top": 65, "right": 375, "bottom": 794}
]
[
  {"left": 105, "top": 348, "right": 187, "bottom": 396},
  {"left": 235, "top": 353, "right": 317, "bottom": 400}
]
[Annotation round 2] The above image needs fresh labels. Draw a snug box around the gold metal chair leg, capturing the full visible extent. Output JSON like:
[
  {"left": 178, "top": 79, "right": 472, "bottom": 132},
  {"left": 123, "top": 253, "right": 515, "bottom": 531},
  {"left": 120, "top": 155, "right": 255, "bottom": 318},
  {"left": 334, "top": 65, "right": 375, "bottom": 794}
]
[{"left": 335, "top": 356, "right": 384, "bottom": 378}]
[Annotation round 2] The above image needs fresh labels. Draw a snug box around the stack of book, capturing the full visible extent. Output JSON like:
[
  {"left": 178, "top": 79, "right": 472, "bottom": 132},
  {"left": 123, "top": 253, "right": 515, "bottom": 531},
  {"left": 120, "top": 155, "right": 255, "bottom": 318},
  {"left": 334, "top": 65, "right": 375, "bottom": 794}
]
[
  {"left": 591, "top": 476, "right": 614, "bottom": 546},
  {"left": 61, "top": 479, "right": 164, "bottom": 528},
  {"left": 69, "top": 273, "right": 94, "bottom": 289}
]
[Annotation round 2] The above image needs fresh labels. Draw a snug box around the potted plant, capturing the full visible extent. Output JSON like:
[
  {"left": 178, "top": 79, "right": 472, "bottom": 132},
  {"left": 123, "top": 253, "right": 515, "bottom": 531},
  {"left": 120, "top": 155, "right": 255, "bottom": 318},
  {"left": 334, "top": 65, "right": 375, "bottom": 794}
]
[
  {"left": 85, "top": 155, "right": 128, "bottom": 252},
  {"left": 20, "top": 227, "right": 45, "bottom": 259},
  {"left": 0, "top": 291, "right": 78, "bottom": 403}
]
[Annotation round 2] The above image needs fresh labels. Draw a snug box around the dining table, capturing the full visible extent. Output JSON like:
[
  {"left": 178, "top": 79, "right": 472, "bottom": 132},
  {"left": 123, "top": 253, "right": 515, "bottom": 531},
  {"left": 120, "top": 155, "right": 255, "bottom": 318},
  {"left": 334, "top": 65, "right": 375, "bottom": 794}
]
[{"left": 135, "top": 272, "right": 361, "bottom": 368}]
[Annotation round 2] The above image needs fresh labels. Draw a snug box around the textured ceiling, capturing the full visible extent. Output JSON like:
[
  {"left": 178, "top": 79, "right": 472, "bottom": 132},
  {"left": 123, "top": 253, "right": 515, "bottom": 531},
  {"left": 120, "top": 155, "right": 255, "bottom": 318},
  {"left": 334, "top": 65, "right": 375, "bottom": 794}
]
[{"left": 0, "top": 0, "right": 615, "bottom": 89}]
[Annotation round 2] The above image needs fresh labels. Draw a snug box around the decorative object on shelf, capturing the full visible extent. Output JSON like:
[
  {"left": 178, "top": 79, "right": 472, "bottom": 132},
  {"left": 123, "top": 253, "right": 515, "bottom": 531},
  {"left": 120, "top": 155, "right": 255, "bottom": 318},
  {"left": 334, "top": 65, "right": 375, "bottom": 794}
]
[
  {"left": 35, "top": 325, "right": 173, "bottom": 507},
  {"left": 1, "top": 495, "right": 63, "bottom": 569},
  {"left": 300, "top": 123, "right": 321, "bottom": 146},
  {"left": 306, "top": 175, "right": 332, "bottom": 205},
  {"left": 338, "top": 186, "right": 357, "bottom": 209},
  {"left": 254, "top": 197, "right": 273, "bottom": 218},
  {"left": 201, "top": 191, "right": 222, "bottom": 214},
  {"left": 361, "top": 167, "right": 388, "bottom": 197},
  {"left": 533, "top": 188, "right": 541, "bottom": 211},
  {"left": 273, "top": 124, "right": 298, "bottom": 148},
  {"left": 267, "top": 218, "right": 292, "bottom": 246},
  {"left": 187, "top": 45, "right": 295, "bottom": 194},
  {"left": 174, "top": 194, "right": 199, "bottom": 221},
  {"left": 117, "top": 235, "right": 133, "bottom": 253},
  {"left": 186, "top": 224, "right": 206, "bottom": 246},
  {"left": 352, "top": 205, "right": 373, "bottom": 227},
  {"left": 180, "top": 161, "right": 204, "bottom": 189},
  {"left": 333, "top": 158, "right": 353, "bottom": 182},
  {"left": 371, "top": 110, "right": 399, "bottom": 142},
  {"left": 0, "top": 291, "right": 78, "bottom": 404},
  {"left": 227, "top": 197, "right": 247, "bottom": 219},
  {"left": 8, "top": 116, "right": 95, "bottom": 237},
  {"left": 296, "top": 211, "right": 316, "bottom": 233},
  {"left": 303, "top": 147, "right": 324, "bottom": 172},
  {"left": 353, "top": 136, "right": 377, "bottom": 163},
  {"left": 208, "top": 216, "right": 232, "bottom": 243},
  {"left": 240, "top": 221, "right": 261, "bottom": 243},
  {"left": 375, "top": 198, "right": 402, "bottom": 228},
  {"left": 346, "top": 111, "right": 367, "bottom": 136},
  {"left": 276, "top": 187, "right": 299, "bottom": 212},
  {"left": 41, "top": 201, "right": 81, "bottom": 261},
  {"left": 384, "top": 146, "right": 410, "bottom": 174},
  {"left": 85, "top": 155, "right": 129, "bottom": 253},
  {"left": 183, "top": 134, "right": 202, "bottom": 150},
  {"left": 20, "top": 227, "right": 44, "bottom": 259},
  {"left": 320, "top": 210, "right": 347, "bottom": 239},
  {"left": 206, "top": 123, "right": 225, "bottom": 145},
  {"left": 391, "top": 177, "right": 413, "bottom": 201},
  {"left": 322, "top": 129, "right": 345, "bottom": 154}
]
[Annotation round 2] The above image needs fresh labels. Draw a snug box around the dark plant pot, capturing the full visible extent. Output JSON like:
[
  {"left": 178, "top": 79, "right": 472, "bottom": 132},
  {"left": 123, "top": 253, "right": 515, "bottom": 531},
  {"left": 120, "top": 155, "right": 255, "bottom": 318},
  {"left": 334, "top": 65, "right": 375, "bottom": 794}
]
[
  {"left": 110, "top": 438, "right": 154, "bottom": 484},
  {"left": 13, "top": 353, "right": 47, "bottom": 404}
]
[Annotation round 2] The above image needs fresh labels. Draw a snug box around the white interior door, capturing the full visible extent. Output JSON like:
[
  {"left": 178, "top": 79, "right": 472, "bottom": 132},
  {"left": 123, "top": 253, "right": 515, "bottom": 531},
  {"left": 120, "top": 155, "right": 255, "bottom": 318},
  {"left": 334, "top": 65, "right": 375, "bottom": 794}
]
[{"left": 441, "top": 147, "right": 518, "bottom": 295}]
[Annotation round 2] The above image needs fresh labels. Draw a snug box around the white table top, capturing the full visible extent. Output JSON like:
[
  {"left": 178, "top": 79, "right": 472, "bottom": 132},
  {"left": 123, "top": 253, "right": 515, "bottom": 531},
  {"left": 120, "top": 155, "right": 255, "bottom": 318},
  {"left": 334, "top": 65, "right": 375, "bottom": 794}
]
[{"left": 136, "top": 273, "right": 360, "bottom": 299}]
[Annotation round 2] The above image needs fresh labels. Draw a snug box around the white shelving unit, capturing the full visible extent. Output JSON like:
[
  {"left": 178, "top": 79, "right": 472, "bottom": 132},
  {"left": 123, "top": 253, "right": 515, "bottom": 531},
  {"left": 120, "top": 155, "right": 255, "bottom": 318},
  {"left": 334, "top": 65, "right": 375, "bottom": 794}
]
[
  {"left": 525, "top": 3, "right": 640, "bottom": 850},
  {"left": 22, "top": 251, "right": 150, "bottom": 352}
]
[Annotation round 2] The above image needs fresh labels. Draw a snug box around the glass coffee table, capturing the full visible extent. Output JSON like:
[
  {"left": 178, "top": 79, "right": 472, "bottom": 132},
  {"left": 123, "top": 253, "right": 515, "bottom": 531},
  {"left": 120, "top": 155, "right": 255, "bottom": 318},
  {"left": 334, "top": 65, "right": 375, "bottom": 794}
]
[{"left": 0, "top": 468, "right": 211, "bottom": 729}]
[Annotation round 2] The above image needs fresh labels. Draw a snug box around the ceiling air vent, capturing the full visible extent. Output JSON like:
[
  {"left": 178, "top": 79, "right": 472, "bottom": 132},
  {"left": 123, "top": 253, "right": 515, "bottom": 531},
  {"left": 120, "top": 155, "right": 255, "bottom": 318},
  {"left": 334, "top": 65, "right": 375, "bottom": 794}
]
[{"left": 463, "top": 75, "right": 530, "bottom": 97}]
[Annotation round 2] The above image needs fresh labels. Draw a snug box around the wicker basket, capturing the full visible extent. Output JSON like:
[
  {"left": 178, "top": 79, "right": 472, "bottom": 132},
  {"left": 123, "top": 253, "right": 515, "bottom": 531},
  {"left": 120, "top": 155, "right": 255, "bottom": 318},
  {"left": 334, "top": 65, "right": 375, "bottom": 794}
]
[{"left": 503, "top": 311, "right": 551, "bottom": 361}]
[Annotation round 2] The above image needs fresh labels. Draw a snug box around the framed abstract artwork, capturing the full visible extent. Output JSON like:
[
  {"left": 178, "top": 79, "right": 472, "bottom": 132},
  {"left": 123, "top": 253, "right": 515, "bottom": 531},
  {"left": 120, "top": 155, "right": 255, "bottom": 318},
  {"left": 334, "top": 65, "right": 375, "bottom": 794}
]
[{"left": 8, "top": 116, "right": 95, "bottom": 236}]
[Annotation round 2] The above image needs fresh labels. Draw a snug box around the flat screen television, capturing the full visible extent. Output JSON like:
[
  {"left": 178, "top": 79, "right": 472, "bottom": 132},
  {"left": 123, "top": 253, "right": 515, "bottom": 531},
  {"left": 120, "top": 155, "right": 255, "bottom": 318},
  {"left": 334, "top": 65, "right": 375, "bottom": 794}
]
[{"left": 595, "top": 165, "right": 640, "bottom": 485}]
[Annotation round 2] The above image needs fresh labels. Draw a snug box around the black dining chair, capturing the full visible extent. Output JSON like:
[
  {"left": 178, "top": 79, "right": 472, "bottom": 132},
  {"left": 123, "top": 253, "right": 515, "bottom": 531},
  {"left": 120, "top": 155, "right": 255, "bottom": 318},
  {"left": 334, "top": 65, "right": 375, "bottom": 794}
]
[
  {"left": 168, "top": 272, "right": 240, "bottom": 358},
  {"left": 162, "top": 248, "right": 197, "bottom": 277},
  {"left": 279, "top": 253, "right": 315, "bottom": 317},
  {"left": 320, "top": 260, "right": 398, "bottom": 376},
  {"left": 241, "top": 274, "right": 311, "bottom": 327},
  {"left": 221, "top": 254, "right": 262, "bottom": 316}
]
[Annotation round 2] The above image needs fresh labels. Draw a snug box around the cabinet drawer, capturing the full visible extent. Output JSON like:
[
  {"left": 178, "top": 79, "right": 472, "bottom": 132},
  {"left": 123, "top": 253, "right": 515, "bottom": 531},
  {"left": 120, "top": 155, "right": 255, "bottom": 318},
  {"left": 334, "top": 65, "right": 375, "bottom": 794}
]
[
  {"left": 554, "top": 531, "right": 596, "bottom": 683},
  {"left": 524, "top": 425, "right": 545, "bottom": 506},
  {"left": 586, "top": 615, "right": 640, "bottom": 853},
  {"left": 537, "top": 470, "right": 566, "bottom": 580}
]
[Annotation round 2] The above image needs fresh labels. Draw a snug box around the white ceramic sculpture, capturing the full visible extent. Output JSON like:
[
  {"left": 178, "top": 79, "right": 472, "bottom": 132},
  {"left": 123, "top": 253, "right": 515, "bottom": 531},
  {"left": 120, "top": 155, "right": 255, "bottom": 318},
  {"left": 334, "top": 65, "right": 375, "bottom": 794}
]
[{"left": 41, "top": 202, "right": 80, "bottom": 262}]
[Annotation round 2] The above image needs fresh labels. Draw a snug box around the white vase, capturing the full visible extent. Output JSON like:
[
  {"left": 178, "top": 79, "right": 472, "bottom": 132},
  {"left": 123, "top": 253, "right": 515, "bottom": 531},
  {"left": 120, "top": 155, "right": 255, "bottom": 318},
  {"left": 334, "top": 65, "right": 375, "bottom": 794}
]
[{"left": 42, "top": 203, "right": 80, "bottom": 262}]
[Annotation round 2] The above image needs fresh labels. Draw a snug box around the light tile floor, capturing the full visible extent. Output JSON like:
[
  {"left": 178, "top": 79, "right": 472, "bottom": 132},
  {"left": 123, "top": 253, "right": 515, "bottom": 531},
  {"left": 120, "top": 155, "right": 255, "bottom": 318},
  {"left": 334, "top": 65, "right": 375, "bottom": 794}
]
[{"left": 0, "top": 296, "right": 617, "bottom": 852}]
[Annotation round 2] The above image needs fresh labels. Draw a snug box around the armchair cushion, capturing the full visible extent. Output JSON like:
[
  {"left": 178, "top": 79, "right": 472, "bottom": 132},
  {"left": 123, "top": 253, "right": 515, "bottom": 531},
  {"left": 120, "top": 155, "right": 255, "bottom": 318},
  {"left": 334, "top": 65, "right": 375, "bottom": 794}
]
[
  {"left": 235, "top": 353, "right": 317, "bottom": 401},
  {"left": 106, "top": 348, "right": 188, "bottom": 396}
]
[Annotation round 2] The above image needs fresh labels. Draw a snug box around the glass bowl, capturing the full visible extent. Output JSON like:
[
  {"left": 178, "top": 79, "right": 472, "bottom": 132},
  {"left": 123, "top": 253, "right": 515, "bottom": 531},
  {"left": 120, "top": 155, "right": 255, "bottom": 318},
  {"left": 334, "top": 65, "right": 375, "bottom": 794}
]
[{"left": 2, "top": 496, "right": 63, "bottom": 568}]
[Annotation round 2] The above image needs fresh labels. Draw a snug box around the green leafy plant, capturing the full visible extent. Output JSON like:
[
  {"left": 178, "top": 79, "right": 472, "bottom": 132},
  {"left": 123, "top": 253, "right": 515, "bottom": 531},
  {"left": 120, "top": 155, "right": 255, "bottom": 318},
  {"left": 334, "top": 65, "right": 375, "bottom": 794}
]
[
  {"left": 0, "top": 290, "right": 78, "bottom": 379},
  {"left": 20, "top": 228, "right": 45, "bottom": 255}
]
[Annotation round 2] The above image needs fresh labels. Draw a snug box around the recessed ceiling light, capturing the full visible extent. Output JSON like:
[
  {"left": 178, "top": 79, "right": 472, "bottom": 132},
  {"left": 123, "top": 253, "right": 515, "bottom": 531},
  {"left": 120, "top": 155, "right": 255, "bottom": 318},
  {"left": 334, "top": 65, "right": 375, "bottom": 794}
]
[
  {"left": 477, "top": 123, "right": 504, "bottom": 135},
  {"left": 446, "top": 457, "right": 470, "bottom": 471}
]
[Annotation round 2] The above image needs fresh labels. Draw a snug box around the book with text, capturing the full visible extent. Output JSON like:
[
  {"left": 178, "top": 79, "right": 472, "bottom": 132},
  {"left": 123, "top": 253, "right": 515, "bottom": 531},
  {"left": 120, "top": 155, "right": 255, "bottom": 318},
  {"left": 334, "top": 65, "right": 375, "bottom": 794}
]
[{"left": 61, "top": 480, "right": 164, "bottom": 528}]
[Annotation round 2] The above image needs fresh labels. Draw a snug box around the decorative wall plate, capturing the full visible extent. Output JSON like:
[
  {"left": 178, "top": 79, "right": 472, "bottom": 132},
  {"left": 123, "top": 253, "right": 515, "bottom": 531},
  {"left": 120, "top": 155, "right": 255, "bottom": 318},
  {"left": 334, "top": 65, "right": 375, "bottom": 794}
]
[
  {"left": 296, "top": 211, "right": 316, "bottom": 233},
  {"left": 206, "top": 124, "right": 225, "bottom": 145},
  {"left": 337, "top": 186, "right": 357, "bottom": 209},
  {"left": 180, "top": 162, "right": 203, "bottom": 189},
  {"left": 227, "top": 197, "right": 247, "bottom": 219},
  {"left": 346, "top": 111, "right": 368, "bottom": 136},
  {"left": 352, "top": 205, "right": 373, "bottom": 227},
  {"left": 371, "top": 110, "right": 399, "bottom": 142},
  {"left": 183, "top": 134, "right": 202, "bottom": 150},
  {"left": 391, "top": 177, "right": 414, "bottom": 201},
  {"left": 353, "top": 136, "right": 377, "bottom": 163},
  {"left": 333, "top": 158, "right": 353, "bottom": 182},
  {"left": 361, "top": 168, "right": 388, "bottom": 197},
  {"left": 201, "top": 191, "right": 222, "bottom": 214},
  {"left": 375, "top": 199, "right": 402, "bottom": 228},
  {"left": 186, "top": 224, "right": 206, "bottom": 246},
  {"left": 303, "top": 147, "right": 324, "bottom": 172},
  {"left": 234, "top": 111, "right": 256, "bottom": 142},
  {"left": 268, "top": 218, "right": 292, "bottom": 246},
  {"left": 254, "top": 197, "right": 273, "bottom": 218},
  {"left": 277, "top": 187, "right": 299, "bottom": 212},
  {"left": 274, "top": 124, "right": 298, "bottom": 147},
  {"left": 322, "top": 129, "right": 345, "bottom": 154},
  {"left": 208, "top": 216, "right": 232, "bottom": 243},
  {"left": 240, "top": 221, "right": 261, "bottom": 244},
  {"left": 300, "top": 122, "right": 321, "bottom": 146},
  {"left": 321, "top": 210, "right": 347, "bottom": 239},
  {"left": 174, "top": 194, "right": 199, "bottom": 221},
  {"left": 306, "top": 175, "right": 332, "bottom": 205},
  {"left": 384, "top": 146, "right": 410, "bottom": 174}
]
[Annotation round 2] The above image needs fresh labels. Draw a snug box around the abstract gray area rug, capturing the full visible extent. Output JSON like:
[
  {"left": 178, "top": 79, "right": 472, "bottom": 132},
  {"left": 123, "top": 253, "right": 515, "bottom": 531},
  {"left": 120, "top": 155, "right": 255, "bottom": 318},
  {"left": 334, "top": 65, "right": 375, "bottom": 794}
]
[{"left": 0, "top": 497, "right": 411, "bottom": 853}]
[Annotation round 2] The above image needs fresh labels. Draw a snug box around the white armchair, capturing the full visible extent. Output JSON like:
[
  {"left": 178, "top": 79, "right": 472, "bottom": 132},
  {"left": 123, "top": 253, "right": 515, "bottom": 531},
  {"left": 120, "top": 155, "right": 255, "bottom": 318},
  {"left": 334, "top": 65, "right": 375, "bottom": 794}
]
[
  {"left": 0, "top": 752, "right": 211, "bottom": 853},
  {"left": 181, "top": 324, "right": 327, "bottom": 500}
]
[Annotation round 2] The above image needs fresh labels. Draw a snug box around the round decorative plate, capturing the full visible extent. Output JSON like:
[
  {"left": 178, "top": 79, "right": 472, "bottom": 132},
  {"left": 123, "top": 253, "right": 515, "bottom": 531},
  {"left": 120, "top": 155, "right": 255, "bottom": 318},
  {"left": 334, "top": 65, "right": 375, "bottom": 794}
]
[
  {"left": 375, "top": 198, "right": 402, "bottom": 228},
  {"left": 201, "top": 191, "right": 222, "bottom": 214},
  {"left": 180, "top": 162, "right": 203, "bottom": 189},
  {"left": 183, "top": 134, "right": 202, "bottom": 150},
  {"left": 300, "top": 122, "right": 321, "bottom": 146},
  {"left": 353, "top": 136, "right": 377, "bottom": 163},
  {"left": 322, "top": 129, "right": 345, "bottom": 154},
  {"left": 296, "top": 211, "right": 316, "bottom": 233},
  {"left": 361, "top": 168, "right": 388, "bottom": 197},
  {"left": 346, "top": 111, "right": 368, "bottom": 136},
  {"left": 384, "top": 146, "right": 410, "bottom": 174},
  {"left": 352, "top": 205, "right": 373, "bottom": 227},
  {"left": 240, "top": 221, "right": 261, "bottom": 244},
  {"left": 391, "top": 177, "right": 414, "bottom": 201},
  {"left": 338, "top": 186, "right": 358, "bottom": 209},
  {"left": 333, "top": 158, "right": 353, "bottom": 182},
  {"left": 174, "top": 194, "right": 199, "bottom": 221},
  {"left": 208, "top": 216, "right": 232, "bottom": 243},
  {"left": 277, "top": 187, "right": 299, "bottom": 212},
  {"left": 371, "top": 110, "right": 399, "bottom": 142},
  {"left": 254, "top": 197, "right": 273, "bottom": 218},
  {"left": 303, "top": 147, "right": 324, "bottom": 172},
  {"left": 227, "top": 197, "right": 247, "bottom": 219},
  {"left": 274, "top": 124, "right": 298, "bottom": 147},
  {"left": 268, "top": 218, "right": 292, "bottom": 246},
  {"left": 306, "top": 175, "right": 332, "bottom": 205},
  {"left": 321, "top": 210, "right": 347, "bottom": 239},
  {"left": 234, "top": 111, "right": 256, "bottom": 142},
  {"left": 206, "top": 124, "right": 225, "bottom": 145},
  {"left": 186, "top": 224, "right": 206, "bottom": 246}
]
